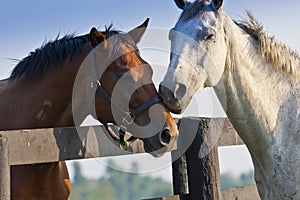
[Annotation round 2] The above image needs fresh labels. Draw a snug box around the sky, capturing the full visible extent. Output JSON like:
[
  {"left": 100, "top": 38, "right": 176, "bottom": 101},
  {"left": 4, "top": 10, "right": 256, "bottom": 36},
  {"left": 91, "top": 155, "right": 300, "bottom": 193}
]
[{"left": 1, "top": 0, "right": 300, "bottom": 182}]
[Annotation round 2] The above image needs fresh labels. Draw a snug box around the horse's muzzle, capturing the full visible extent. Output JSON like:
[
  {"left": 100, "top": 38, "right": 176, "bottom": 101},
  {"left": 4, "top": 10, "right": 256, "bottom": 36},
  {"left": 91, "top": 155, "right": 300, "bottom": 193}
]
[
  {"left": 143, "top": 128, "right": 177, "bottom": 157},
  {"left": 159, "top": 85, "right": 183, "bottom": 114}
]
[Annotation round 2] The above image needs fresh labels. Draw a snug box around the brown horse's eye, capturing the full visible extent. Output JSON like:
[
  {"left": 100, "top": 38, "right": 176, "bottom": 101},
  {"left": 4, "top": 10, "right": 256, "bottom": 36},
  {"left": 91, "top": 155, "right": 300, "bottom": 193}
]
[
  {"left": 120, "top": 55, "right": 128, "bottom": 66},
  {"left": 114, "top": 70, "right": 133, "bottom": 81}
]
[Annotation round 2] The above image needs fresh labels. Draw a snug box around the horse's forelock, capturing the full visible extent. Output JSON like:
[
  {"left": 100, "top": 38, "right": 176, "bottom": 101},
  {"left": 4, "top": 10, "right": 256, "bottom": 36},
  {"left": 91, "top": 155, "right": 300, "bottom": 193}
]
[{"left": 179, "top": 0, "right": 219, "bottom": 22}]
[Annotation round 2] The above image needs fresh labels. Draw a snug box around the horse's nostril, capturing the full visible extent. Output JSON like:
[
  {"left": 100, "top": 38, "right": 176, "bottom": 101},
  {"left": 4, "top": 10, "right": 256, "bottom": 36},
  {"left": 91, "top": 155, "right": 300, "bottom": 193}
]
[
  {"left": 159, "top": 84, "right": 186, "bottom": 101},
  {"left": 160, "top": 129, "right": 172, "bottom": 145},
  {"left": 159, "top": 85, "right": 174, "bottom": 98},
  {"left": 175, "top": 83, "right": 186, "bottom": 100}
]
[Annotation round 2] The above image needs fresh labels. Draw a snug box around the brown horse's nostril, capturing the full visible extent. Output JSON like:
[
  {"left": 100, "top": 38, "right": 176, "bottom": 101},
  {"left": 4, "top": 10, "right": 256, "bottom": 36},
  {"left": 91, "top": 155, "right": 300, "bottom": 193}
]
[{"left": 160, "top": 129, "right": 172, "bottom": 145}]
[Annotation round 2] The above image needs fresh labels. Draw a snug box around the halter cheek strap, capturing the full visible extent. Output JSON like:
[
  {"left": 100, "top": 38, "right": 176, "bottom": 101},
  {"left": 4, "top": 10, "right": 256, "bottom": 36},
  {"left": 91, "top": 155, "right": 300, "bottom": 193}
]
[{"left": 89, "top": 49, "right": 161, "bottom": 149}]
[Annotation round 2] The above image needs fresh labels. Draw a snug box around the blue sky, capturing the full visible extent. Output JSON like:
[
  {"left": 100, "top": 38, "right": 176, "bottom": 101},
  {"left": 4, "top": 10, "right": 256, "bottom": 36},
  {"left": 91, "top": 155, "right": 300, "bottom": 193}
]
[
  {"left": 1, "top": 0, "right": 300, "bottom": 78},
  {"left": 1, "top": 0, "right": 300, "bottom": 79},
  {"left": 1, "top": 0, "right": 300, "bottom": 180}
]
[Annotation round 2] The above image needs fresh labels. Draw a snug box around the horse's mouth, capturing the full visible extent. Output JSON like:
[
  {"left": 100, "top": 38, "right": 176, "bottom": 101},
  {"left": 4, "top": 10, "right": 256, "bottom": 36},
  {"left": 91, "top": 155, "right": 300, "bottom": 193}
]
[
  {"left": 143, "top": 142, "right": 168, "bottom": 157},
  {"left": 165, "top": 105, "right": 182, "bottom": 114},
  {"left": 143, "top": 132, "right": 177, "bottom": 158},
  {"left": 159, "top": 85, "right": 185, "bottom": 114}
]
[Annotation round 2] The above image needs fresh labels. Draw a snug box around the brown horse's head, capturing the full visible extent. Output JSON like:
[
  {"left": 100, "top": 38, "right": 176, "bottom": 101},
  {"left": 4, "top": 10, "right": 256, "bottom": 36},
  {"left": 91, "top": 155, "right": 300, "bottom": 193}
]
[{"left": 89, "top": 19, "right": 178, "bottom": 157}]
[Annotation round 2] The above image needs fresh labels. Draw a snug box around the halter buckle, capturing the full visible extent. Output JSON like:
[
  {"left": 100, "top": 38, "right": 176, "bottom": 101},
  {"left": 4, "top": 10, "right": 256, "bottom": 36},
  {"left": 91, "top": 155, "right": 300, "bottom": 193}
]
[
  {"left": 122, "top": 112, "right": 134, "bottom": 126},
  {"left": 119, "top": 140, "right": 130, "bottom": 150},
  {"left": 90, "top": 80, "right": 101, "bottom": 89}
]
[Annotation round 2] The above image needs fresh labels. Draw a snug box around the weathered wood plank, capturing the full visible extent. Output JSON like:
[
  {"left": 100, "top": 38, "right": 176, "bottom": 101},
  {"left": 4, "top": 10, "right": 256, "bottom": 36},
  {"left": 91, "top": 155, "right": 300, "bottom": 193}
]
[
  {"left": 222, "top": 185, "right": 260, "bottom": 200},
  {"left": 1, "top": 126, "right": 144, "bottom": 166},
  {"left": 175, "top": 117, "right": 243, "bottom": 147},
  {"left": 0, "top": 117, "right": 242, "bottom": 166},
  {"left": 0, "top": 135, "right": 10, "bottom": 200},
  {"left": 217, "top": 118, "right": 244, "bottom": 146},
  {"left": 143, "top": 185, "right": 259, "bottom": 200},
  {"left": 142, "top": 195, "right": 181, "bottom": 200}
]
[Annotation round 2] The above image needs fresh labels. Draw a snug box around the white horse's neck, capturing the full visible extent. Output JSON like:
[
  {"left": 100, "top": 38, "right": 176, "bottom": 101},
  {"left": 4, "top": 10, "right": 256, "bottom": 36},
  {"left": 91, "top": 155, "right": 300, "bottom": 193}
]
[{"left": 214, "top": 12, "right": 300, "bottom": 199}]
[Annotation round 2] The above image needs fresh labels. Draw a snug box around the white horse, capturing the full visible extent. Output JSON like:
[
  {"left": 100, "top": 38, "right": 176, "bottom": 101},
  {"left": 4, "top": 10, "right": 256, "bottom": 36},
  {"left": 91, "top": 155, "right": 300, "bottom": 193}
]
[{"left": 159, "top": 0, "right": 300, "bottom": 199}]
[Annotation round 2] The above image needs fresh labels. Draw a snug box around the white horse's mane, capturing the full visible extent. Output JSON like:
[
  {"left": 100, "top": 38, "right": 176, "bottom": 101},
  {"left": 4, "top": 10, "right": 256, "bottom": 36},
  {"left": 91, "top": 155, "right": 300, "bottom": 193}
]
[
  {"left": 238, "top": 11, "right": 300, "bottom": 79},
  {"left": 178, "top": 0, "right": 300, "bottom": 79}
]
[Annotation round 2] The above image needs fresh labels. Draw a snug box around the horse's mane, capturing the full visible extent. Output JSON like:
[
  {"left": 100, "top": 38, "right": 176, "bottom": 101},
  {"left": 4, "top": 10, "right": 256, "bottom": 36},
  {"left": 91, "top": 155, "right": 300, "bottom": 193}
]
[
  {"left": 9, "top": 34, "right": 90, "bottom": 80},
  {"left": 9, "top": 26, "right": 121, "bottom": 80},
  {"left": 237, "top": 11, "right": 300, "bottom": 79},
  {"left": 178, "top": 0, "right": 300, "bottom": 79}
]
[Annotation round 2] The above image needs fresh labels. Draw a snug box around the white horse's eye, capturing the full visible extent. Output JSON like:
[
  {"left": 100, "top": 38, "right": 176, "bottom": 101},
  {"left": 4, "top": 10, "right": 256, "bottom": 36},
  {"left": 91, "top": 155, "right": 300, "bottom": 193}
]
[{"left": 204, "top": 34, "right": 216, "bottom": 41}]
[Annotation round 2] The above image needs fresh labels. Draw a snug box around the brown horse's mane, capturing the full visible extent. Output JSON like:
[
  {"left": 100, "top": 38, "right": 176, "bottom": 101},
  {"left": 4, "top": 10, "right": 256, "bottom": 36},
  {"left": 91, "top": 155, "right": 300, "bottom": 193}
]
[{"left": 9, "top": 25, "right": 121, "bottom": 80}]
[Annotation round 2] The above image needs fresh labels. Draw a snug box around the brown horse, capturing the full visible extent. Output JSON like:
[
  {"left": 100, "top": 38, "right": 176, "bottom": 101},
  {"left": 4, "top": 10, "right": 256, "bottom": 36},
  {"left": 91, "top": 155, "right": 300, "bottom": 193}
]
[{"left": 0, "top": 19, "right": 178, "bottom": 200}]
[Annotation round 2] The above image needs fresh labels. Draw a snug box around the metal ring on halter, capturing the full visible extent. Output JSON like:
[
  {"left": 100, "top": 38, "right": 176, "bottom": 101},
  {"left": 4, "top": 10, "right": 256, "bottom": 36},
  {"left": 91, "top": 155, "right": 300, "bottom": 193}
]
[
  {"left": 105, "top": 125, "right": 137, "bottom": 149},
  {"left": 119, "top": 140, "right": 130, "bottom": 150},
  {"left": 90, "top": 80, "right": 101, "bottom": 89}
]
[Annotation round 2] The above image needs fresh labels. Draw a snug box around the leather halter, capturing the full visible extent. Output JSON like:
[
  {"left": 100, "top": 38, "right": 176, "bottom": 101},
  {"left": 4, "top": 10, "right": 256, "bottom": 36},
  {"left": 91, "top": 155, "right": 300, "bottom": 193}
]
[{"left": 89, "top": 49, "right": 161, "bottom": 149}]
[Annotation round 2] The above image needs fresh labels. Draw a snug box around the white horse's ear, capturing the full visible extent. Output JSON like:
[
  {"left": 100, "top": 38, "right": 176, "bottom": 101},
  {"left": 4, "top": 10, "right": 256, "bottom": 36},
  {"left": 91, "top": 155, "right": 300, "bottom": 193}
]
[
  {"left": 174, "top": 0, "right": 190, "bottom": 10},
  {"left": 128, "top": 18, "right": 149, "bottom": 44},
  {"left": 213, "top": 0, "right": 223, "bottom": 10}
]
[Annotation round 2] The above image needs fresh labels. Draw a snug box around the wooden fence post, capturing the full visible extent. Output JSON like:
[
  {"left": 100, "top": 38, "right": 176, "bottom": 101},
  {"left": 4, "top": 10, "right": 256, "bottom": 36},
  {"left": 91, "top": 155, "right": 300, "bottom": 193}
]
[
  {"left": 171, "top": 119, "right": 189, "bottom": 200},
  {"left": 172, "top": 118, "right": 222, "bottom": 200},
  {"left": 172, "top": 153, "right": 189, "bottom": 199},
  {"left": 185, "top": 118, "right": 221, "bottom": 200},
  {"left": 0, "top": 135, "right": 10, "bottom": 200}
]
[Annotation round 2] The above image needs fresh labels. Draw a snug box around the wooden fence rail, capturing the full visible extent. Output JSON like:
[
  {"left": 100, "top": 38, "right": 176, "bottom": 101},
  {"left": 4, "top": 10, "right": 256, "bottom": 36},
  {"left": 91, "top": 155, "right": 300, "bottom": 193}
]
[{"left": 0, "top": 118, "right": 260, "bottom": 200}]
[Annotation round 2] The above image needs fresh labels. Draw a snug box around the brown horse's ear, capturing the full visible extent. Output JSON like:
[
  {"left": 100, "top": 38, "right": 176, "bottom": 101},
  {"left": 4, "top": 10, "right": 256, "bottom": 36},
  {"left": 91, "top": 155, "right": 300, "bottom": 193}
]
[
  {"left": 128, "top": 18, "right": 149, "bottom": 44},
  {"left": 90, "top": 27, "right": 107, "bottom": 48},
  {"left": 213, "top": 0, "right": 223, "bottom": 10}
]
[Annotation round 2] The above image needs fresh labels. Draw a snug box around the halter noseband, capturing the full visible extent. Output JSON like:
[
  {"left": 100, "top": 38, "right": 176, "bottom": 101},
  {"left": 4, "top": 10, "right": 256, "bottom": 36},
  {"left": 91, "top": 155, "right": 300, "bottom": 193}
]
[{"left": 89, "top": 49, "right": 161, "bottom": 149}]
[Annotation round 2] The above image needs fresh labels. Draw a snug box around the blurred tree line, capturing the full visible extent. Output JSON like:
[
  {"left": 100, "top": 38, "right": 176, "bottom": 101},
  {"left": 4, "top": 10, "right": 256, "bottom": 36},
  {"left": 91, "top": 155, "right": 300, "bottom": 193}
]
[
  {"left": 69, "top": 160, "right": 172, "bottom": 200},
  {"left": 220, "top": 170, "right": 255, "bottom": 188},
  {"left": 69, "top": 160, "right": 255, "bottom": 200}
]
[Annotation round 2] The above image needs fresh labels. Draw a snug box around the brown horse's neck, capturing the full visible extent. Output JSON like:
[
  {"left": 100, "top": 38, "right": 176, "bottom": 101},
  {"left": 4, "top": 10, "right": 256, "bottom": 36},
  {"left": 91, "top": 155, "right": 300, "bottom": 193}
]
[{"left": 0, "top": 43, "right": 92, "bottom": 131}]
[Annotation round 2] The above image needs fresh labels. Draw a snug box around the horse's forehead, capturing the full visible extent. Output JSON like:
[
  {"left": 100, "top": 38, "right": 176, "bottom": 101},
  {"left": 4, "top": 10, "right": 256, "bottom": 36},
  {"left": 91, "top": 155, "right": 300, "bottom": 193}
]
[
  {"left": 176, "top": 5, "right": 217, "bottom": 30},
  {"left": 173, "top": 12, "right": 217, "bottom": 38},
  {"left": 119, "top": 43, "right": 135, "bottom": 52},
  {"left": 178, "top": 0, "right": 215, "bottom": 22}
]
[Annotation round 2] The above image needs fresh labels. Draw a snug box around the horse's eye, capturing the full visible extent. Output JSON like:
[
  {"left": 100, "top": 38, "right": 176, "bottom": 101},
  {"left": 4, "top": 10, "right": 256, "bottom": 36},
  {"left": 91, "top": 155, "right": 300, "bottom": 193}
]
[
  {"left": 116, "top": 70, "right": 134, "bottom": 82},
  {"left": 204, "top": 34, "right": 216, "bottom": 41}
]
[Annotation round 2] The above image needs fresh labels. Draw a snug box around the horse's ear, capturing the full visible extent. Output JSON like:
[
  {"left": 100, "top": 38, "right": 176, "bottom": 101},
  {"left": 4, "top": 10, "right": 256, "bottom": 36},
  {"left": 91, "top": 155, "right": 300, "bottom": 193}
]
[
  {"left": 174, "top": 0, "right": 189, "bottom": 10},
  {"left": 213, "top": 0, "right": 223, "bottom": 10},
  {"left": 90, "top": 27, "right": 107, "bottom": 48},
  {"left": 128, "top": 18, "right": 149, "bottom": 44}
]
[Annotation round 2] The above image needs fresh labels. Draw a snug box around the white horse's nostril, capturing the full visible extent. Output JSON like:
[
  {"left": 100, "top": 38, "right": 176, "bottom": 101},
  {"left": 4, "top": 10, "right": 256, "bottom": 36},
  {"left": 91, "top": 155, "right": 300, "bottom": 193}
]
[{"left": 174, "top": 83, "right": 187, "bottom": 100}]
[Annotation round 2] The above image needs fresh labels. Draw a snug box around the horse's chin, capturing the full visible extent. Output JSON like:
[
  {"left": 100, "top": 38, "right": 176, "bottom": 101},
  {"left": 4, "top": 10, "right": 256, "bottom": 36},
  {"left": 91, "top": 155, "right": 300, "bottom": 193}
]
[
  {"left": 160, "top": 98, "right": 184, "bottom": 114},
  {"left": 164, "top": 99, "right": 191, "bottom": 115},
  {"left": 144, "top": 144, "right": 167, "bottom": 158},
  {"left": 166, "top": 106, "right": 182, "bottom": 114}
]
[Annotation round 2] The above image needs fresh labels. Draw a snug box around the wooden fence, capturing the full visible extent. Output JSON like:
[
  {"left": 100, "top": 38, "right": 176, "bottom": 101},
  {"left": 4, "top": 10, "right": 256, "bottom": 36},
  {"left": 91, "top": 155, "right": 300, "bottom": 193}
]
[
  {"left": 0, "top": 118, "right": 260, "bottom": 200},
  {"left": 144, "top": 118, "right": 260, "bottom": 200}
]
